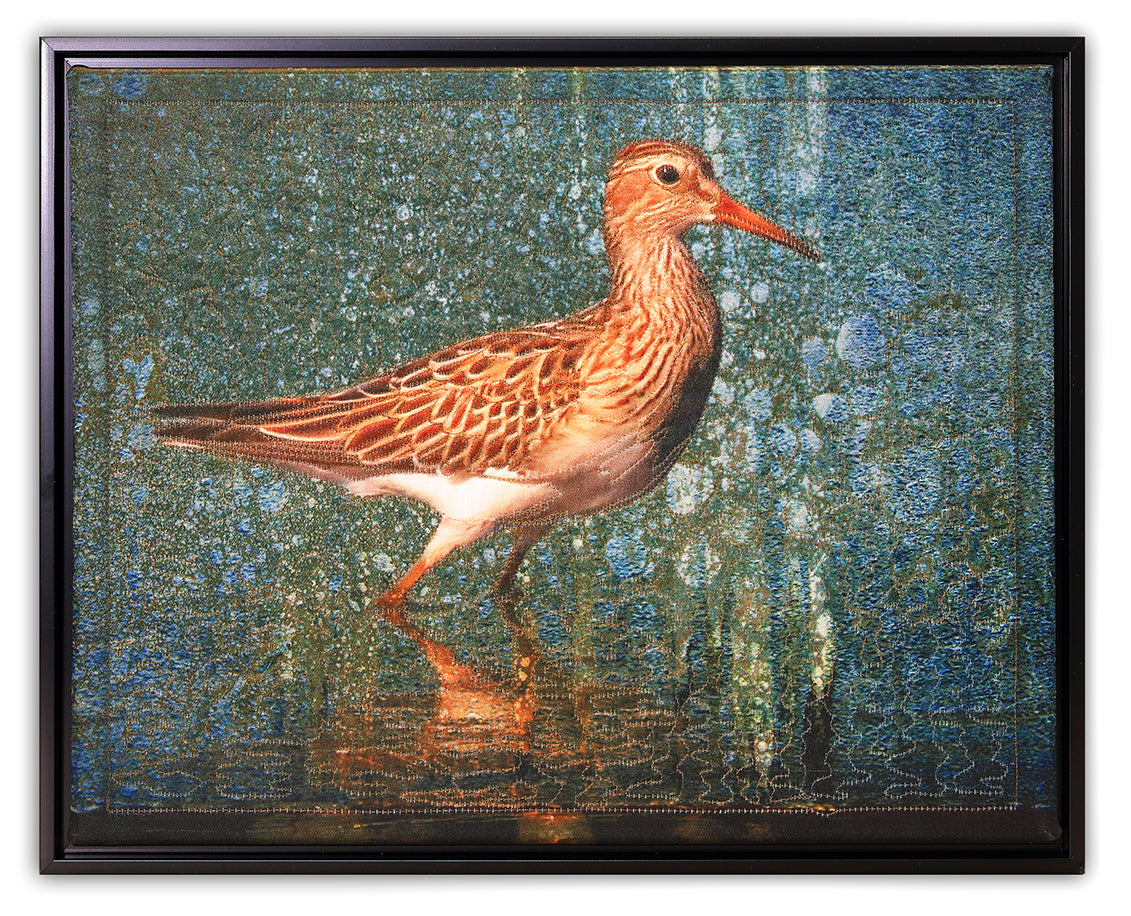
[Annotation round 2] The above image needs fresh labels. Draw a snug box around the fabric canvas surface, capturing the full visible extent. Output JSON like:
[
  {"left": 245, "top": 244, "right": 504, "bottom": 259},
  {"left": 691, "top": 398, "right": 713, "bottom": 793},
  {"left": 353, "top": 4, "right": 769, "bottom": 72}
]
[{"left": 66, "top": 64, "right": 1056, "bottom": 843}]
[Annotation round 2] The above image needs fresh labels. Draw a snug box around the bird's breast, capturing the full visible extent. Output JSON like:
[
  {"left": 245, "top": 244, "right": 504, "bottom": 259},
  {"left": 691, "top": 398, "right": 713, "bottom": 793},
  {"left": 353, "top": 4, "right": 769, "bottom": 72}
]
[
  {"left": 583, "top": 293, "right": 722, "bottom": 437},
  {"left": 517, "top": 294, "right": 722, "bottom": 517}
]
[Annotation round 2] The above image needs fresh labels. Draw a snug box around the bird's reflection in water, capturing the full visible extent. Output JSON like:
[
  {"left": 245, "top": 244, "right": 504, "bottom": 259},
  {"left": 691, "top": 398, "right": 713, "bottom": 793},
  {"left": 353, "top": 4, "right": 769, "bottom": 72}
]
[
  {"left": 377, "top": 597, "right": 539, "bottom": 764},
  {"left": 309, "top": 595, "right": 681, "bottom": 809}
]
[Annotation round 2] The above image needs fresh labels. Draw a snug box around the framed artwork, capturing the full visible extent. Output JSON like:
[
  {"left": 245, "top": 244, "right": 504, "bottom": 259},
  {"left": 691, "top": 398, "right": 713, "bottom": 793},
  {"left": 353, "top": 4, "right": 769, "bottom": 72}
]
[{"left": 40, "top": 37, "right": 1084, "bottom": 872}]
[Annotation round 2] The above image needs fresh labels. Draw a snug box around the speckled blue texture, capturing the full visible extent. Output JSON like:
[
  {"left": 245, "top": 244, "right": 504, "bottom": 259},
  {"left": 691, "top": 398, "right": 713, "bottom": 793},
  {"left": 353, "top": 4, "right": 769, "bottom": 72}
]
[{"left": 68, "top": 65, "right": 1056, "bottom": 820}]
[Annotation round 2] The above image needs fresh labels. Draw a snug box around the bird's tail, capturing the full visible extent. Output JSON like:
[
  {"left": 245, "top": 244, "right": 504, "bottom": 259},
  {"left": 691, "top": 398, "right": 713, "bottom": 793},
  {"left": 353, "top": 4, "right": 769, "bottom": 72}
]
[
  {"left": 152, "top": 396, "right": 337, "bottom": 463},
  {"left": 152, "top": 396, "right": 314, "bottom": 426}
]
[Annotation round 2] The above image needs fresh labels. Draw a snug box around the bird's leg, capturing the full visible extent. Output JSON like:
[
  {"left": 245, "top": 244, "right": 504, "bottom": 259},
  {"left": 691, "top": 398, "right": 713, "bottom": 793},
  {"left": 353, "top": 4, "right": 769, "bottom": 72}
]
[
  {"left": 373, "top": 556, "right": 431, "bottom": 610},
  {"left": 372, "top": 515, "right": 494, "bottom": 610},
  {"left": 370, "top": 516, "right": 495, "bottom": 689},
  {"left": 494, "top": 520, "right": 551, "bottom": 596}
]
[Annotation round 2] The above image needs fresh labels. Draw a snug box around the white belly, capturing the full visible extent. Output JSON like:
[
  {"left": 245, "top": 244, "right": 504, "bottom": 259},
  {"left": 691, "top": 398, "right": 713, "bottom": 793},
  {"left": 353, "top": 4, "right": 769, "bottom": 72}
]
[
  {"left": 346, "top": 469, "right": 560, "bottom": 524},
  {"left": 343, "top": 432, "right": 664, "bottom": 525}
]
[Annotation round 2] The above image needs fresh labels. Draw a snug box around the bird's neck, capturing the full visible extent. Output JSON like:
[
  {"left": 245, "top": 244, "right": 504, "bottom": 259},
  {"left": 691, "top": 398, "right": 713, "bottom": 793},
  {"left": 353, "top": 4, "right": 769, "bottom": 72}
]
[
  {"left": 604, "top": 231, "right": 716, "bottom": 322},
  {"left": 595, "top": 230, "right": 722, "bottom": 391},
  {"left": 590, "top": 228, "right": 724, "bottom": 450}
]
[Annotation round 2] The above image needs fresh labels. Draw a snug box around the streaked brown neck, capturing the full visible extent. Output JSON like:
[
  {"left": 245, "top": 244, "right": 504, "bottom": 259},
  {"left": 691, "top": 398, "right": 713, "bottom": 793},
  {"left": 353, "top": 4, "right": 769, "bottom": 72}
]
[
  {"left": 600, "top": 223, "right": 722, "bottom": 378},
  {"left": 605, "top": 224, "right": 713, "bottom": 312}
]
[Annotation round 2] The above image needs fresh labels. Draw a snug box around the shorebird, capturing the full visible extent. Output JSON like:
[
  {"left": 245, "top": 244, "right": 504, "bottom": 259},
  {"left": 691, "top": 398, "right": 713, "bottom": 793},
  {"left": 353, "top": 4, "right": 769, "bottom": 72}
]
[{"left": 156, "top": 139, "right": 820, "bottom": 609}]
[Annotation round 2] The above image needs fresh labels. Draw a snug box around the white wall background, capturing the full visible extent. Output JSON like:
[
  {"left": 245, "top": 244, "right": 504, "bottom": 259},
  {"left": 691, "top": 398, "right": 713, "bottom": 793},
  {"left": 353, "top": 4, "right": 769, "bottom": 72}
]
[{"left": 5, "top": 3, "right": 1120, "bottom": 912}]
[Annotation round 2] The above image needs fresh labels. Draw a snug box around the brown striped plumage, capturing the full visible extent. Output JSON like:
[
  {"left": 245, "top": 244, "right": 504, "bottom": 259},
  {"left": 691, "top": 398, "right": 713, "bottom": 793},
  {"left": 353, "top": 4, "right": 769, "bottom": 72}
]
[{"left": 156, "top": 140, "right": 819, "bottom": 607}]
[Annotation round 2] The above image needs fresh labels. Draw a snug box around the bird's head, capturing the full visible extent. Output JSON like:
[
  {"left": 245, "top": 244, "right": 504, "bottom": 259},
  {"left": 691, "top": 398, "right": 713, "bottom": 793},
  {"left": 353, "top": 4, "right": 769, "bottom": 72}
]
[{"left": 603, "top": 139, "right": 820, "bottom": 262}]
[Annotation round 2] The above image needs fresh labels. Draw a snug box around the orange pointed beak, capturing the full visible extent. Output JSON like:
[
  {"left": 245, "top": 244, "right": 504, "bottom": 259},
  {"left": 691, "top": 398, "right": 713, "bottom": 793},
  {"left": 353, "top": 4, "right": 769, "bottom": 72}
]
[{"left": 713, "top": 192, "right": 821, "bottom": 262}]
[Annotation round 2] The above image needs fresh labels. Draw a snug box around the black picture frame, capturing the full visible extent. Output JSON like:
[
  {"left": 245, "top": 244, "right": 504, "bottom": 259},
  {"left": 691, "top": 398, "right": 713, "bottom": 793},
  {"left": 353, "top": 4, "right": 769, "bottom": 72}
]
[{"left": 40, "top": 36, "right": 1085, "bottom": 874}]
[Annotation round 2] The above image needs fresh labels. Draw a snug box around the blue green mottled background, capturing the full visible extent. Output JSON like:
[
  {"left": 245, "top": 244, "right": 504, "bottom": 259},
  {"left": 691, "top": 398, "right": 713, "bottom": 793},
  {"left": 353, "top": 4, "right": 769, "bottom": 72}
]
[{"left": 68, "top": 65, "right": 1055, "bottom": 824}]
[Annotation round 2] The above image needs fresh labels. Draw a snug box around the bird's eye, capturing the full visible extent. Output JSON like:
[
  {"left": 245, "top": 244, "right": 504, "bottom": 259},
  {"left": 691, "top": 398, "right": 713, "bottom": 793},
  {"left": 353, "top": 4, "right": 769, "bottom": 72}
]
[{"left": 656, "top": 164, "right": 680, "bottom": 185}]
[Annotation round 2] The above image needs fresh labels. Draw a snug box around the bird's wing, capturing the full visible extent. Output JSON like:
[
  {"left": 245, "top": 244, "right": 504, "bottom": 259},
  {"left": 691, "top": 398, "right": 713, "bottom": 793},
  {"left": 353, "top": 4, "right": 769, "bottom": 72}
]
[{"left": 155, "top": 321, "right": 592, "bottom": 478}]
